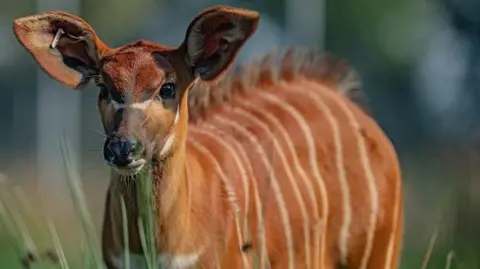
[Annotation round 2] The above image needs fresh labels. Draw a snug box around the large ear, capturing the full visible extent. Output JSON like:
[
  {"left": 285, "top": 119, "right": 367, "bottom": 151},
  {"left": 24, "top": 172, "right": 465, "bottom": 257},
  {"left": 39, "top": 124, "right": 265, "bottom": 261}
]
[
  {"left": 180, "top": 5, "right": 260, "bottom": 81},
  {"left": 13, "top": 11, "right": 111, "bottom": 89}
]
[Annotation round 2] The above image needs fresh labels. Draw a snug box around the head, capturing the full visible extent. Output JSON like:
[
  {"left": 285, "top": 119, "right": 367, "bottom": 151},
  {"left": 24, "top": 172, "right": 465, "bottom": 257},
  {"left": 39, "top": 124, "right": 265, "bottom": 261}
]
[{"left": 13, "top": 5, "right": 259, "bottom": 176}]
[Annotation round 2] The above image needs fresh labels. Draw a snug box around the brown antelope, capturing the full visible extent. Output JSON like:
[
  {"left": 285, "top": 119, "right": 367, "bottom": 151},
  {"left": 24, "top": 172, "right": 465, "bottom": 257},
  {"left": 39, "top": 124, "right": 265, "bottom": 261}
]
[{"left": 13, "top": 4, "right": 403, "bottom": 269}]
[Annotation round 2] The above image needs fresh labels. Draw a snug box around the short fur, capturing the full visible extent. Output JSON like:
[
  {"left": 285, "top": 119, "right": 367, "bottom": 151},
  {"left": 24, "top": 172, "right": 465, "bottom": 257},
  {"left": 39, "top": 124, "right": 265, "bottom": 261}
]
[{"left": 12, "top": 5, "right": 403, "bottom": 269}]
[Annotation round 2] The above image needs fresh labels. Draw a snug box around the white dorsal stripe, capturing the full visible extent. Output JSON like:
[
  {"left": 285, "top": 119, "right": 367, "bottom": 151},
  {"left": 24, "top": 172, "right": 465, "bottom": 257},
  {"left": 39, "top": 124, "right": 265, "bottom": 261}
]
[
  {"left": 316, "top": 82, "right": 379, "bottom": 269},
  {"left": 236, "top": 100, "right": 316, "bottom": 269},
  {"left": 213, "top": 114, "right": 292, "bottom": 269},
  {"left": 200, "top": 123, "right": 269, "bottom": 269},
  {"left": 257, "top": 90, "right": 329, "bottom": 269},
  {"left": 188, "top": 126, "right": 249, "bottom": 267}
]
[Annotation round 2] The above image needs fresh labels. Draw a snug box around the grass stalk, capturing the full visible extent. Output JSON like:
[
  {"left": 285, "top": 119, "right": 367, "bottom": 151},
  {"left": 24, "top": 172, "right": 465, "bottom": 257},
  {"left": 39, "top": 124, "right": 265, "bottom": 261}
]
[
  {"left": 59, "top": 135, "right": 103, "bottom": 269},
  {"left": 47, "top": 220, "right": 69, "bottom": 269},
  {"left": 136, "top": 160, "right": 157, "bottom": 269},
  {"left": 120, "top": 196, "right": 130, "bottom": 268}
]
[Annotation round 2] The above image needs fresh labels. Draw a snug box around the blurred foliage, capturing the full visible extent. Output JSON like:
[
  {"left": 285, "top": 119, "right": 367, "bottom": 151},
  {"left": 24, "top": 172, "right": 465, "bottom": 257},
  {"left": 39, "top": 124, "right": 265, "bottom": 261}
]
[{"left": 1, "top": 0, "right": 480, "bottom": 268}]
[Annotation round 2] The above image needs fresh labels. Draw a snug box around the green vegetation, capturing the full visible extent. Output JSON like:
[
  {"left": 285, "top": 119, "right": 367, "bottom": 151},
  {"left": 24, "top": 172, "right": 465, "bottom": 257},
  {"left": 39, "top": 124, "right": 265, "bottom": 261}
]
[
  {"left": 0, "top": 144, "right": 469, "bottom": 269},
  {"left": 0, "top": 137, "right": 157, "bottom": 269}
]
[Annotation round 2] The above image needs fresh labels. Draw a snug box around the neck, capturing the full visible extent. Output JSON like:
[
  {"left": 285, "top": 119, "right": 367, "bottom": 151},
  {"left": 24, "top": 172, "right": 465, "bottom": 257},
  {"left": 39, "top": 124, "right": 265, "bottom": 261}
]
[{"left": 104, "top": 87, "right": 209, "bottom": 259}]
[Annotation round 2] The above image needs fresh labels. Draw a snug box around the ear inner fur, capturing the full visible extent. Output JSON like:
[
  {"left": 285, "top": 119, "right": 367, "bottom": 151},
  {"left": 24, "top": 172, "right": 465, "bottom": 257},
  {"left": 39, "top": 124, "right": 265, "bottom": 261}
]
[{"left": 12, "top": 11, "right": 112, "bottom": 88}]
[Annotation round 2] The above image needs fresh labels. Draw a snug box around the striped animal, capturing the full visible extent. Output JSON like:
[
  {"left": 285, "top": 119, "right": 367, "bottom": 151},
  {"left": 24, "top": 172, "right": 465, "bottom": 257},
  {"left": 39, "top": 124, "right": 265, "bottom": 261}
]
[{"left": 13, "top": 5, "right": 403, "bottom": 269}]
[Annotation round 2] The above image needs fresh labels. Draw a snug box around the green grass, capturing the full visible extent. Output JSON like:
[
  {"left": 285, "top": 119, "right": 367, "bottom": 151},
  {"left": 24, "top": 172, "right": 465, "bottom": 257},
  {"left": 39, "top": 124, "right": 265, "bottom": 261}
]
[
  {"left": 0, "top": 137, "right": 474, "bottom": 269},
  {"left": 0, "top": 136, "right": 158, "bottom": 269}
]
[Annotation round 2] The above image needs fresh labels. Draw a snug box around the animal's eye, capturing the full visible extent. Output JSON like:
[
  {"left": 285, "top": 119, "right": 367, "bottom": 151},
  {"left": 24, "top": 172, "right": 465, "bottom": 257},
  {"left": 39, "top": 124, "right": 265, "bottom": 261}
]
[
  {"left": 159, "top": 83, "right": 176, "bottom": 99},
  {"left": 98, "top": 83, "right": 110, "bottom": 100}
]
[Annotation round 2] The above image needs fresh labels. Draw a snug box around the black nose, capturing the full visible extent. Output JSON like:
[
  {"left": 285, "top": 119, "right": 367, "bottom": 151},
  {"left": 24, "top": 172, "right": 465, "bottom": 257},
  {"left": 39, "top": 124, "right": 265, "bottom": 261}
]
[{"left": 103, "top": 136, "right": 141, "bottom": 167}]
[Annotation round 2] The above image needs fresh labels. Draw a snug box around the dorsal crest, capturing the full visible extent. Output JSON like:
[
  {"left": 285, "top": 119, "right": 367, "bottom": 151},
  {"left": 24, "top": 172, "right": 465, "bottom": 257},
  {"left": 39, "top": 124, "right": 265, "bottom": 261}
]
[{"left": 188, "top": 47, "right": 370, "bottom": 123}]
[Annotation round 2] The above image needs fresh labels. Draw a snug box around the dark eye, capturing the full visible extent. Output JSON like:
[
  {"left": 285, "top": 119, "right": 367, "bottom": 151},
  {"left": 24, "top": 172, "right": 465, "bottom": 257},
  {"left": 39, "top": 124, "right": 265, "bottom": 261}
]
[
  {"left": 98, "top": 83, "right": 110, "bottom": 100},
  {"left": 159, "top": 83, "right": 176, "bottom": 99}
]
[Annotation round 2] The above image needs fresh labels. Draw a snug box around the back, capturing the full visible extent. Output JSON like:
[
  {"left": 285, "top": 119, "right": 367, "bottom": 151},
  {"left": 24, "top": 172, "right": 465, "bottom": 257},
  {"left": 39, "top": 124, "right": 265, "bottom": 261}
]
[{"left": 185, "top": 49, "right": 403, "bottom": 269}]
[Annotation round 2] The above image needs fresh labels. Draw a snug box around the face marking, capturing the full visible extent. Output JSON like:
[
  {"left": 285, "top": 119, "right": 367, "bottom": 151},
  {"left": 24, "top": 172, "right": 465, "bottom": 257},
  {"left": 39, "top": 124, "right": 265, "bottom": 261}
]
[
  {"left": 158, "top": 105, "right": 181, "bottom": 157},
  {"left": 112, "top": 99, "right": 153, "bottom": 111}
]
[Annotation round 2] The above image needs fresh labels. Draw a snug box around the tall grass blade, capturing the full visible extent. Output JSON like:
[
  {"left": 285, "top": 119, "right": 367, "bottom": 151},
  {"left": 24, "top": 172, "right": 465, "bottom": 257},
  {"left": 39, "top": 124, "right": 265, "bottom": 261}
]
[
  {"left": 47, "top": 220, "right": 69, "bottom": 269},
  {"left": 0, "top": 198, "right": 25, "bottom": 258},
  {"left": 445, "top": 250, "right": 455, "bottom": 269},
  {"left": 138, "top": 218, "right": 154, "bottom": 269},
  {"left": 13, "top": 187, "right": 44, "bottom": 244},
  {"left": 59, "top": 135, "right": 103, "bottom": 269},
  {"left": 120, "top": 196, "right": 130, "bottom": 269},
  {"left": 0, "top": 188, "right": 38, "bottom": 258},
  {"left": 421, "top": 227, "right": 439, "bottom": 269},
  {"left": 136, "top": 162, "right": 157, "bottom": 269}
]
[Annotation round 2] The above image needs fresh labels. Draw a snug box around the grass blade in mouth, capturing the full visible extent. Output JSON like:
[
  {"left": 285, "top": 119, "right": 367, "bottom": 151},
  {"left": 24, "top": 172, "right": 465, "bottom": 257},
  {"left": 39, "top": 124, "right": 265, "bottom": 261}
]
[
  {"left": 136, "top": 161, "right": 157, "bottom": 269},
  {"left": 120, "top": 196, "right": 130, "bottom": 269}
]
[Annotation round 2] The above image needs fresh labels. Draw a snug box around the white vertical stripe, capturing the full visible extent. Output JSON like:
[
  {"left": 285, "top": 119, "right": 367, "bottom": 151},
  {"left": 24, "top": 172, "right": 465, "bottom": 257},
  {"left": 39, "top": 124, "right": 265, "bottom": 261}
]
[
  {"left": 200, "top": 123, "right": 269, "bottom": 268},
  {"left": 213, "top": 115, "right": 294, "bottom": 269},
  {"left": 187, "top": 137, "right": 246, "bottom": 268},
  {"left": 316, "top": 82, "right": 379, "bottom": 269},
  {"left": 265, "top": 81, "right": 349, "bottom": 265},
  {"left": 304, "top": 86, "right": 350, "bottom": 265},
  {"left": 188, "top": 126, "right": 250, "bottom": 267},
  {"left": 231, "top": 107, "right": 309, "bottom": 269},
  {"left": 384, "top": 176, "right": 401, "bottom": 269},
  {"left": 256, "top": 91, "right": 329, "bottom": 269},
  {"left": 237, "top": 99, "right": 317, "bottom": 269}
]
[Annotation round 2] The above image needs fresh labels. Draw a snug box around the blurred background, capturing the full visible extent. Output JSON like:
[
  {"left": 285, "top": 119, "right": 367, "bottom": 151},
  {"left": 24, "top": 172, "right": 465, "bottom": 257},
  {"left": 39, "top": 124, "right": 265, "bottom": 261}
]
[{"left": 1, "top": 0, "right": 479, "bottom": 268}]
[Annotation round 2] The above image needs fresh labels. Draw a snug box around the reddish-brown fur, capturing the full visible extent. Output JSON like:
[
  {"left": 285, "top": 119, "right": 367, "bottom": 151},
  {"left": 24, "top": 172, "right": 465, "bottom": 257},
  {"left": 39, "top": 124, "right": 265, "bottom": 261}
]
[{"left": 13, "top": 5, "right": 403, "bottom": 269}]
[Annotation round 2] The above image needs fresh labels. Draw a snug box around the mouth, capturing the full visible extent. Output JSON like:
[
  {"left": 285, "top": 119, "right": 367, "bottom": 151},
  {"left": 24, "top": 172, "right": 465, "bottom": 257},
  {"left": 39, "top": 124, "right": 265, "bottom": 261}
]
[{"left": 108, "top": 158, "right": 147, "bottom": 176}]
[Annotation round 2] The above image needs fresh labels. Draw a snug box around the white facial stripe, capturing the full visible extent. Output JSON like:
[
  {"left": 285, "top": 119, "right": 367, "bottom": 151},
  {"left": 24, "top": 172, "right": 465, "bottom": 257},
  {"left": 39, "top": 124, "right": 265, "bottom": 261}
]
[
  {"left": 112, "top": 99, "right": 152, "bottom": 111},
  {"left": 110, "top": 97, "right": 180, "bottom": 157}
]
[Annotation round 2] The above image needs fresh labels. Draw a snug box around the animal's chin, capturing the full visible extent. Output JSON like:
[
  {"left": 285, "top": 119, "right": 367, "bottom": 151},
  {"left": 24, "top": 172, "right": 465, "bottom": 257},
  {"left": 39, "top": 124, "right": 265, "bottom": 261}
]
[{"left": 111, "top": 158, "right": 147, "bottom": 177}]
